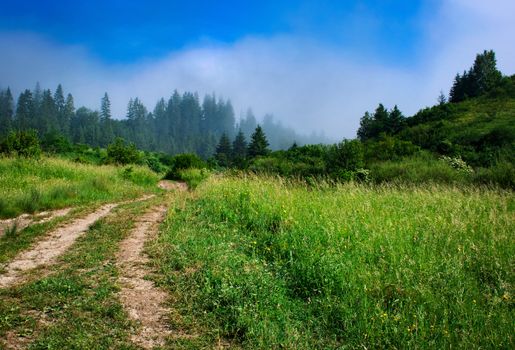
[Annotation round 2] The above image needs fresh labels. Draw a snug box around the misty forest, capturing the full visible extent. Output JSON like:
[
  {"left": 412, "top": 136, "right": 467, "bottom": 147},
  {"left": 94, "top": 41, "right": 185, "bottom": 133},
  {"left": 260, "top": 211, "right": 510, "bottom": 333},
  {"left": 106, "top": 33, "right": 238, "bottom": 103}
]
[
  {"left": 0, "top": 2, "right": 514, "bottom": 347},
  {"left": 0, "top": 85, "right": 326, "bottom": 158}
]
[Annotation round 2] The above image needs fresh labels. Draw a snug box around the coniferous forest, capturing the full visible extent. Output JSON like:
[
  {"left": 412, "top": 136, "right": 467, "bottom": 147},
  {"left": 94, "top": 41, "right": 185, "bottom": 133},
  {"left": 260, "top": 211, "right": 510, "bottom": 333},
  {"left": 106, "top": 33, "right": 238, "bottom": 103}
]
[{"left": 0, "top": 86, "right": 325, "bottom": 158}]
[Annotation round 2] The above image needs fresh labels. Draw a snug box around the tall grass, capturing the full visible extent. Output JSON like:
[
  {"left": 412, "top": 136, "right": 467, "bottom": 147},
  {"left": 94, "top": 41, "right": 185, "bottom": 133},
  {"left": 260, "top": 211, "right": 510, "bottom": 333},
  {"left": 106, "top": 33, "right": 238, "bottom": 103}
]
[
  {"left": 0, "top": 156, "right": 159, "bottom": 218},
  {"left": 153, "top": 175, "right": 514, "bottom": 348}
]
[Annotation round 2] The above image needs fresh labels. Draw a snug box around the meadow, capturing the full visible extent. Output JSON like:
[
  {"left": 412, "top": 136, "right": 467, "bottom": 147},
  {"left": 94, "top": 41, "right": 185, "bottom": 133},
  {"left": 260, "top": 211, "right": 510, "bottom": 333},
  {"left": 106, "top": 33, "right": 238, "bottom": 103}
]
[
  {"left": 150, "top": 175, "right": 514, "bottom": 349},
  {"left": 0, "top": 156, "right": 159, "bottom": 219}
]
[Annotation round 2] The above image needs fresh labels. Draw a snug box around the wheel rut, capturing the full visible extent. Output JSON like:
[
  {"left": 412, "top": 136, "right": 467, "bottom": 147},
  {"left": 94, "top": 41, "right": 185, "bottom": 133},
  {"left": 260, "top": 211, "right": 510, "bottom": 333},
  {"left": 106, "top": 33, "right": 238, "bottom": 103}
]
[
  {"left": 0, "top": 203, "right": 118, "bottom": 288},
  {"left": 116, "top": 204, "right": 171, "bottom": 349},
  {"left": 0, "top": 208, "right": 72, "bottom": 238}
]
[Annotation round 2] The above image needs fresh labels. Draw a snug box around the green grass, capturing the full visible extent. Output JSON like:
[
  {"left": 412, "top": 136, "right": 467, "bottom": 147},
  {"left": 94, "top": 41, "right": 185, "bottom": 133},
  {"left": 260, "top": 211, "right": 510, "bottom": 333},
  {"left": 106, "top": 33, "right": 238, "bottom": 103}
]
[
  {"left": 176, "top": 168, "right": 210, "bottom": 189},
  {"left": 0, "top": 156, "right": 160, "bottom": 219},
  {"left": 150, "top": 175, "right": 514, "bottom": 349},
  {"left": 0, "top": 195, "right": 163, "bottom": 349}
]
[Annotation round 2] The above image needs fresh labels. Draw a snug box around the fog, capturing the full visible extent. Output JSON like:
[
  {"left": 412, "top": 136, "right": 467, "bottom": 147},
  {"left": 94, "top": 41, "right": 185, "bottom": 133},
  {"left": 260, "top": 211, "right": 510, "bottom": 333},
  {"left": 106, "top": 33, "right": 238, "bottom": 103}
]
[{"left": 1, "top": 0, "right": 514, "bottom": 140}]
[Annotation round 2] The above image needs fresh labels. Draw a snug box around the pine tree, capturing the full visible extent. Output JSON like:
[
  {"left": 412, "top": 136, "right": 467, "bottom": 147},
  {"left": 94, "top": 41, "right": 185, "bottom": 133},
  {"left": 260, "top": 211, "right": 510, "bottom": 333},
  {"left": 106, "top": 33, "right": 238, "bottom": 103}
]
[
  {"left": 100, "top": 92, "right": 112, "bottom": 121},
  {"left": 232, "top": 130, "right": 247, "bottom": 159},
  {"left": 100, "top": 93, "right": 114, "bottom": 145},
  {"left": 357, "top": 111, "right": 373, "bottom": 141},
  {"left": 39, "top": 89, "right": 58, "bottom": 135},
  {"left": 470, "top": 50, "right": 502, "bottom": 95},
  {"left": 247, "top": 125, "right": 270, "bottom": 158},
  {"left": 387, "top": 105, "right": 405, "bottom": 134},
  {"left": 450, "top": 50, "right": 502, "bottom": 102},
  {"left": 215, "top": 133, "right": 232, "bottom": 166},
  {"left": 437, "top": 90, "right": 447, "bottom": 105},
  {"left": 54, "top": 84, "right": 69, "bottom": 135},
  {"left": 54, "top": 84, "right": 65, "bottom": 112},
  {"left": 0, "top": 88, "right": 14, "bottom": 137},
  {"left": 153, "top": 98, "right": 168, "bottom": 149},
  {"left": 232, "top": 130, "right": 247, "bottom": 167},
  {"left": 15, "top": 90, "right": 35, "bottom": 130}
]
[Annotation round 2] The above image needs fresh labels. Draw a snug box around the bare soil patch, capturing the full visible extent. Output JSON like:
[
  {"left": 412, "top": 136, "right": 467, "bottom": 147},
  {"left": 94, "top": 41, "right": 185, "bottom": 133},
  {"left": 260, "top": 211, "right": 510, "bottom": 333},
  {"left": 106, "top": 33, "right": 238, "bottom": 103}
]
[{"left": 158, "top": 180, "right": 188, "bottom": 191}]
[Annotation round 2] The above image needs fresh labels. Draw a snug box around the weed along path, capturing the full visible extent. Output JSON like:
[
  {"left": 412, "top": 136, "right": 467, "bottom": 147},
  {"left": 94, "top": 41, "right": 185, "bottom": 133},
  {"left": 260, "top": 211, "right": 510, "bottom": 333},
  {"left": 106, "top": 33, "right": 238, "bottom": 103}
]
[
  {"left": 0, "top": 203, "right": 119, "bottom": 288},
  {"left": 116, "top": 185, "right": 180, "bottom": 348}
]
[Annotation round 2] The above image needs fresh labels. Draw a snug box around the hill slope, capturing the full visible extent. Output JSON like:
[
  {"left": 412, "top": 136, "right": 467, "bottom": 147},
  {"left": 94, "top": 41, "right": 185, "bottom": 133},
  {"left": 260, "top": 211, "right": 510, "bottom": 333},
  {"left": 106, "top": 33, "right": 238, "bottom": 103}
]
[{"left": 399, "top": 75, "right": 515, "bottom": 166}]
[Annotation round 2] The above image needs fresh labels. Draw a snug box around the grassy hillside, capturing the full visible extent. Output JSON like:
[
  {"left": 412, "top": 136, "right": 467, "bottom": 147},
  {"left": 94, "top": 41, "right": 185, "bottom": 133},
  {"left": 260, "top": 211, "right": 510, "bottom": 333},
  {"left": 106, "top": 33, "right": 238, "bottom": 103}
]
[
  {"left": 400, "top": 77, "right": 515, "bottom": 167},
  {"left": 150, "top": 175, "right": 514, "bottom": 348},
  {"left": 0, "top": 156, "right": 159, "bottom": 219}
]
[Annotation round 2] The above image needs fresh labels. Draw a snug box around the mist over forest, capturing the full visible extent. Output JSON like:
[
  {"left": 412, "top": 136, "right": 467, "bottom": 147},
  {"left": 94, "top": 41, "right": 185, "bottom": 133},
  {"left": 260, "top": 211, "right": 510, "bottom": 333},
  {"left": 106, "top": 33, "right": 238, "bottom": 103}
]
[{"left": 0, "top": 83, "right": 330, "bottom": 158}]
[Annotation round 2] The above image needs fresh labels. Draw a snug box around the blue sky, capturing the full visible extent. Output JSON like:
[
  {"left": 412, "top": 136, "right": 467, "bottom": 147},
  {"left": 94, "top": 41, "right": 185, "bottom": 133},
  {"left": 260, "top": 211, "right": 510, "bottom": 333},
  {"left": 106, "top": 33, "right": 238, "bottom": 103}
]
[
  {"left": 0, "top": 0, "right": 514, "bottom": 139},
  {"left": 0, "top": 0, "right": 424, "bottom": 64}
]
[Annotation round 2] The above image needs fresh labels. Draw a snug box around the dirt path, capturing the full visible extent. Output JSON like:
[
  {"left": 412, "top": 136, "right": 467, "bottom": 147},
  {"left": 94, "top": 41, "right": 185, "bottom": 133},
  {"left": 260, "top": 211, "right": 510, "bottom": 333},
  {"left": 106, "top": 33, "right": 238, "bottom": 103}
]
[
  {"left": 158, "top": 180, "right": 188, "bottom": 191},
  {"left": 0, "top": 208, "right": 72, "bottom": 238},
  {"left": 0, "top": 203, "right": 119, "bottom": 288},
  {"left": 116, "top": 204, "right": 171, "bottom": 349}
]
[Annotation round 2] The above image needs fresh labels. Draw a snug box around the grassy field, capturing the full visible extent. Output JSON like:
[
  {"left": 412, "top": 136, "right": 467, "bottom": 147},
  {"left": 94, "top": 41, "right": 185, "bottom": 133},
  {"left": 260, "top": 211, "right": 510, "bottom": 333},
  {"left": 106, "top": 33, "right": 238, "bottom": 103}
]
[
  {"left": 0, "top": 156, "right": 160, "bottom": 219},
  {"left": 150, "top": 175, "right": 514, "bottom": 349}
]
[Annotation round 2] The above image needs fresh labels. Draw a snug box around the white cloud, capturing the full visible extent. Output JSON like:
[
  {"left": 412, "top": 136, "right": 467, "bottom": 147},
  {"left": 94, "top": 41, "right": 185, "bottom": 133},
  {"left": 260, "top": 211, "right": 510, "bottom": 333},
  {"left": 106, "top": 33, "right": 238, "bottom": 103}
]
[{"left": 0, "top": 0, "right": 513, "bottom": 140}]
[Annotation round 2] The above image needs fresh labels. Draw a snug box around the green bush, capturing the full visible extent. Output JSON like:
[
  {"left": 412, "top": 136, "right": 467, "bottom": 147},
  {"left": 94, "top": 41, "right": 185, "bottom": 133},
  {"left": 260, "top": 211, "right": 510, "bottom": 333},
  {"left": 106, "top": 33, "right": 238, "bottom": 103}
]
[
  {"left": 473, "top": 162, "right": 515, "bottom": 189},
  {"left": 364, "top": 135, "right": 420, "bottom": 162},
  {"left": 0, "top": 130, "right": 41, "bottom": 158},
  {"left": 145, "top": 154, "right": 167, "bottom": 173},
  {"left": 106, "top": 137, "right": 140, "bottom": 165},
  {"left": 41, "top": 132, "right": 72, "bottom": 153},
  {"left": 328, "top": 139, "right": 364, "bottom": 173},
  {"left": 164, "top": 153, "right": 206, "bottom": 180},
  {"left": 177, "top": 168, "right": 210, "bottom": 189}
]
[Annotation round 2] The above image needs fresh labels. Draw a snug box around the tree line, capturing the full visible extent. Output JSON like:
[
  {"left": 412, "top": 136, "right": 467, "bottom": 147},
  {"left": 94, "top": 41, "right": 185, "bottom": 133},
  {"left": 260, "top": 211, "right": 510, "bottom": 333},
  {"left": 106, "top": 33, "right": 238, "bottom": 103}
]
[{"left": 0, "top": 85, "right": 324, "bottom": 158}]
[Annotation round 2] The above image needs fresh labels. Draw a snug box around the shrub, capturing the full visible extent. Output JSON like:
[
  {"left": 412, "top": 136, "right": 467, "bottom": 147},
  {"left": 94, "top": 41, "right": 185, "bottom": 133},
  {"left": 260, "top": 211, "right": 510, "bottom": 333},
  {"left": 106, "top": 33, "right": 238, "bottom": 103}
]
[
  {"left": 164, "top": 153, "right": 206, "bottom": 180},
  {"left": 440, "top": 155, "right": 474, "bottom": 173},
  {"left": 327, "top": 139, "right": 364, "bottom": 174},
  {"left": 144, "top": 154, "right": 167, "bottom": 173},
  {"left": 473, "top": 162, "right": 515, "bottom": 189},
  {"left": 41, "top": 132, "right": 72, "bottom": 153},
  {"left": 177, "top": 168, "right": 210, "bottom": 189},
  {"left": 106, "top": 137, "right": 140, "bottom": 165},
  {"left": 369, "top": 155, "right": 471, "bottom": 185},
  {"left": 0, "top": 130, "right": 41, "bottom": 158},
  {"left": 364, "top": 135, "right": 420, "bottom": 162}
]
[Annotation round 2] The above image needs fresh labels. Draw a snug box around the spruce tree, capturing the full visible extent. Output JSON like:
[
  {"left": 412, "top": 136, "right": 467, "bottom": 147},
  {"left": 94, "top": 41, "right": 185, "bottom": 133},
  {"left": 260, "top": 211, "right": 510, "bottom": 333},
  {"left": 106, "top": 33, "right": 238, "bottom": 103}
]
[
  {"left": 247, "top": 125, "right": 270, "bottom": 158},
  {"left": 470, "top": 50, "right": 502, "bottom": 95},
  {"left": 450, "top": 50, "right": 502, "bottom": 102},
  {"left": 54, "top": 84, "right": 69, "bottom": 135},
  {"left": 100, "top": 92, "right": 112, "bottom": 121},
  {"left": 0, "top": 88, "right": 14, "bottom": 137},
  {"left": 232, "top": 130, "right": 247, "bottom": 159},
  {"left": 357, "top": 111, "right": 373, "bottom": 141},
  {"left": 215, "top": 133, "right": 232, "bottom": 167},
  {"left": 232, "top": 130, "right": 247, "bottom": 167},
  {"left": 39, "top": 89, "right": 58, "bottom": 135},
  {"left": 387, "top": 105, "right": 405, "bottom": 134},
  {"left": 437, "top": 91, "right": 447, "bottom": 105},
  {"left": 63, "top": 93, "right": 75, "bottom": 140},
  {"left": 54, "top": 84, "right": 65, "bottom": 113},
  {"left": 15, "top": 90, "right": 35, "bottom": 130}
]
